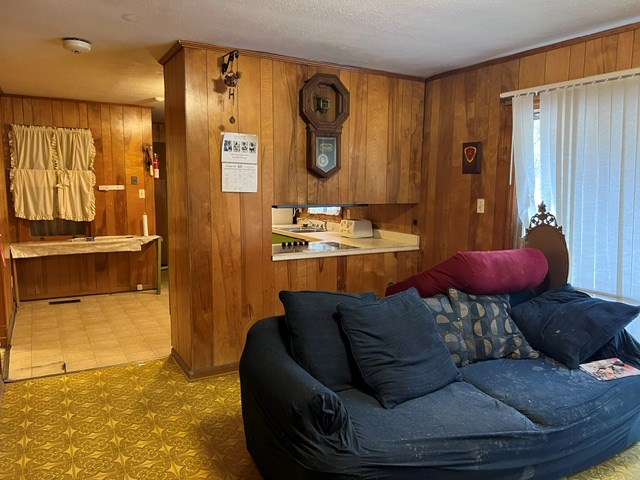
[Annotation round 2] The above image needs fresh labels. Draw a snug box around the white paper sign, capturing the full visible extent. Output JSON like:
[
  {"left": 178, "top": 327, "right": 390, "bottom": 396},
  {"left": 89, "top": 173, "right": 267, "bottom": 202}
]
[
  {"left": 222, "top": 133, "right": 258, "bottom": 165},
  {"left": 222, "top": 163, "right": 258, "bottom": 192},
  {"left": 221, "top": 133, "right": 258, "bottom": 192}
]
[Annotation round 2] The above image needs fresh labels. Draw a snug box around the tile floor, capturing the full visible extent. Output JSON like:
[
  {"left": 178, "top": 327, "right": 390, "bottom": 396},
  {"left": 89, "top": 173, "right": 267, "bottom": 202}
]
[{"left": 6, "top": 271, "right": 170, "bottom": 381}]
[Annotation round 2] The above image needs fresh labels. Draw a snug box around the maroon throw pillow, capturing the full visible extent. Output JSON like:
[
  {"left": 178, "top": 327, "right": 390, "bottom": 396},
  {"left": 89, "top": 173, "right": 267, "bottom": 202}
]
[{"left": 386, "top": 248, "right": 548, "bottom": 297}]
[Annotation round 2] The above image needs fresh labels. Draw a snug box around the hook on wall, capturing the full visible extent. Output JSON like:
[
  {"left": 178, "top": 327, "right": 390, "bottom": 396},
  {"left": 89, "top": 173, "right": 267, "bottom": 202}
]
[
  {"left": 220, "top": 49, "right": 241, "bottom": 88},
  {"left": 221, "top": 50, "right": 239, "bottom": 75}
]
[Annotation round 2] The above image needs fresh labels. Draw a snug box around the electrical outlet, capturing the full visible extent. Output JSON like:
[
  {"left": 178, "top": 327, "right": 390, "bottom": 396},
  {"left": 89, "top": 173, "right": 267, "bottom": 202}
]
[
  {"left": 477, "top": 198, "right": 485, "bottom": 214},
  {"left": 138, "top": 189, "right": 145, "bottom": 199}
]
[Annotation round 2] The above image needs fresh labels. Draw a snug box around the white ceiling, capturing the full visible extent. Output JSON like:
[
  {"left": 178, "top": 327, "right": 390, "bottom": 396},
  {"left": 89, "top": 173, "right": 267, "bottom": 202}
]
[{"left": 1, "top": 0, "right": 639, "bottom": 122}]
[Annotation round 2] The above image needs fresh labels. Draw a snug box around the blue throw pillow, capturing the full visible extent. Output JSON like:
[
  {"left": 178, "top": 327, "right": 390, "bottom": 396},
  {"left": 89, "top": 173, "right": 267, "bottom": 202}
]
[
  {"left": 338, "top": 288, "right": 461, "bottom": 409},
  {"left": 508, "top": 289, "right": 537, "bottom": 308},
  {"left": 510, "top": 284, "right": 640, "bottom": 368},
  {"left": 279, "top": 290, "right": 377, "bottom": 391},
  {"left": 586, "top": 329, "right": 640, "bottom": 370}
]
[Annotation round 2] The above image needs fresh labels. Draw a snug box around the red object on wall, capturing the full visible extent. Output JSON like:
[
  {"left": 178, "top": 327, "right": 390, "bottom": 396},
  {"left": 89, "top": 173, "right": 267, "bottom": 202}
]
[{"left": 153, "top": 153, "right": 160, "bottom": 180}]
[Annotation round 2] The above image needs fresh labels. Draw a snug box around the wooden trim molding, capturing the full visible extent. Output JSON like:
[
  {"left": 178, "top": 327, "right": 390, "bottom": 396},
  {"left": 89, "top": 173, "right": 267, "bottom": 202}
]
[
  {"left": 161, "top": 22, "right": 640, "bottom": 85},
  {"left": 0, "top": 93, "right": 152, "bottom": 112},
  {"left": 159, "top": 40, "right": 426, "bottom": 82},
  {"left": 427, "top": 21, "right": 640, "bottom": 82},
  {"left": 170, "top": 348, "right": 238, "bottom": 381}
]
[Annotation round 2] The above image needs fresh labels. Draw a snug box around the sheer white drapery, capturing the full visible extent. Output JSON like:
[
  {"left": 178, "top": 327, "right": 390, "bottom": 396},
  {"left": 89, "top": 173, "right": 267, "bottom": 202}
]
[
  {"left": 9, "top": 124, "right": 96, "bottom": 222},
  {"left": 512, "top": 75, "right": 640, "bottom": 301},
  {"left": 511, "top": 94, "right": 536, "bottom": 226}
]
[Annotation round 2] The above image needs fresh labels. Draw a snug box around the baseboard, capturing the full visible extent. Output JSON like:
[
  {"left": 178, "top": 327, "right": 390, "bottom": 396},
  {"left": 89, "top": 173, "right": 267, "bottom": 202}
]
[
  {"left": 0, "top": 375, "right": 4, "bottom": 402},
  {"left": 170, "top": 348, "right": 238, "bottom": 380}
]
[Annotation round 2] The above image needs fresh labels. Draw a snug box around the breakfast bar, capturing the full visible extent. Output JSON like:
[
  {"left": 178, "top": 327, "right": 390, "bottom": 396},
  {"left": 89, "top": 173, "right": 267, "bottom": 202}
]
[{"left": 271, "top": 225, "right": 419, "bottom": 261}]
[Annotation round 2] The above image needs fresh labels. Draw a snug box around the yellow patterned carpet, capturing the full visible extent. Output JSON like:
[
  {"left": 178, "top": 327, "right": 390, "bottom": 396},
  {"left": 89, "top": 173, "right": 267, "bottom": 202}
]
[
  {"left": 0, "top": 357, "right": 639, "bottom": 480},
  {"left": 0, "top": 358, "right": 260, "bottom": 479}
]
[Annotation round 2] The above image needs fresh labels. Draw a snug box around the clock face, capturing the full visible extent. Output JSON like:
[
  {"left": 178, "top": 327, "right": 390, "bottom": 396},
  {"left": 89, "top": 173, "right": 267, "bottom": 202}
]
[{"left": 301, "top": 74, "right": 350, "bottom": 132}]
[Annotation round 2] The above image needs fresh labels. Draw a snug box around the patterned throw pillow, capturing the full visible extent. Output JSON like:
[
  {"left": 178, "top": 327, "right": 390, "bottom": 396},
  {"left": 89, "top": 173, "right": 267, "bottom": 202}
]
[
  {"left": 447, "top": 288, "right": 538, "bottom": 363},
  {"left": 423, "top": 294, "right": 469, "bottom": 367}
]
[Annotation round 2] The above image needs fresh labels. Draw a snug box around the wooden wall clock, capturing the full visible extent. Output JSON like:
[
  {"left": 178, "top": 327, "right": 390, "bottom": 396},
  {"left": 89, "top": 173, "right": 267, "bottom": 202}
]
[{"left": 300, "top": 73, "right": 350, "bottom": 178}]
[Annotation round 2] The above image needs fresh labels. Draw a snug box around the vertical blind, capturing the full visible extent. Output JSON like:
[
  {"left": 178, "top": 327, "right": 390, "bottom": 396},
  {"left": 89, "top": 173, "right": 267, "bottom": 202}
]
[{"left": 512, "top": 75, "right": 640, "bottom": 302}]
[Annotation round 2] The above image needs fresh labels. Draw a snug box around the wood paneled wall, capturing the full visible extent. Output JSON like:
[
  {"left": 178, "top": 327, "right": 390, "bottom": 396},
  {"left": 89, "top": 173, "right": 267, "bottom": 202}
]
[
  {"left": 0, "top": 110, "right": 12, "bottom": 346},
  {"left": 421, "top": 23, "right": 640, "bottom": 268},
  {"left": 164, "top": 23, "right": 640, "bottom": 378},
  {"left": 162, "top": 43, "right": 424, "bottom": 377},
  {"left": 0, "top": 96, "right": 157, "bottom": 301},
  {"left": 269, "top": 66, "right": 424, "bottom": 205}
]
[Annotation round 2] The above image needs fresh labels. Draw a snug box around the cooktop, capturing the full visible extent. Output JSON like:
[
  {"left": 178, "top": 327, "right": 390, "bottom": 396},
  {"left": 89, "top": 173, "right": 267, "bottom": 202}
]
[{"left": 272, "top": 241, "right": 358, "bottom": 255}]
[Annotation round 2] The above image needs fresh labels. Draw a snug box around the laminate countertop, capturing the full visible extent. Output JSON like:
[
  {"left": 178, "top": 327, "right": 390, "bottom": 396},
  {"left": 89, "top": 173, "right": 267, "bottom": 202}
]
[{"left": 271, "top": 226, "right": 419, "bottom": 261}]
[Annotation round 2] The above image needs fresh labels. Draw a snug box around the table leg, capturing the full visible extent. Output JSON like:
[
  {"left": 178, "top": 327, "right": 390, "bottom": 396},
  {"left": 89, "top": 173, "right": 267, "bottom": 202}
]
[
  {"left": 157, "top": 237, "right": 162, "bottom": 295},
  {"left": 11, "top": 257, "right": 20, "bottom": 308}
]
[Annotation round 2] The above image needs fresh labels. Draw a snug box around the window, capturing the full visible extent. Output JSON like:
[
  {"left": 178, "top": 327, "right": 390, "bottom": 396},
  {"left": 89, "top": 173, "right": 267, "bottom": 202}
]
[
  {"left": 513, "top": 75, "right": 640, "bottom": 302},
  {"left": 308, "top": 206, "right": 341, "bottom": 215},
  {"left": 29, "top": 219, "right": 89, "bottom": 237}
]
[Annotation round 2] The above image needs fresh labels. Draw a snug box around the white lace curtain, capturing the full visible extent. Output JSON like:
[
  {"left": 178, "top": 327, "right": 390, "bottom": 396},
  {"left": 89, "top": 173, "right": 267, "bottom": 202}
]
[
  {"left": 512, "top": 75, "right": 640, "bottom": 301},
  {"left": 9, "top": 124, "right": 96, "bottom": 222}
]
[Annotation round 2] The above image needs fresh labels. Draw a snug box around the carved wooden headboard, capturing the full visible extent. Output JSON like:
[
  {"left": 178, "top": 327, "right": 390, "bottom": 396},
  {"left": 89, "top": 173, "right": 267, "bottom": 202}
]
[{"left": 523, "top": 202, "right": 569, "bottom": 293}]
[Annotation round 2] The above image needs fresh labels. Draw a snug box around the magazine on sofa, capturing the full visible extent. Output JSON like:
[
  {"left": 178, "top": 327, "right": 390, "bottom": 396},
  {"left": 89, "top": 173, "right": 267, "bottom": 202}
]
[{"left": 579, "top": 358, "right": 640, "bottom": 381}]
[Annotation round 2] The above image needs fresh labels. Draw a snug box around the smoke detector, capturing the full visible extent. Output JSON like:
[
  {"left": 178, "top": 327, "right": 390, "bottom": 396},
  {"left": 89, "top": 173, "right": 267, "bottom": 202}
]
[{"left": 62, "top": 38, "right": 91, "bottom": 54}]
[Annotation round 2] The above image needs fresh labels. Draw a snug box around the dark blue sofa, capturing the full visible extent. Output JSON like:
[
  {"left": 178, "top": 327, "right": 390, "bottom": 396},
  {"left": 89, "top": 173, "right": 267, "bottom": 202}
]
[{"left": 240, "top": 314, "right": 640, "bottom": 480}]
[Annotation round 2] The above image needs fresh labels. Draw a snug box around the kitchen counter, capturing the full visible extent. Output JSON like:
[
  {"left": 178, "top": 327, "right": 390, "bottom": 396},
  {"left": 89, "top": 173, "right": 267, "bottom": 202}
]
[{"left": 271, "top": 225, "right": 419, "bottom": 261}]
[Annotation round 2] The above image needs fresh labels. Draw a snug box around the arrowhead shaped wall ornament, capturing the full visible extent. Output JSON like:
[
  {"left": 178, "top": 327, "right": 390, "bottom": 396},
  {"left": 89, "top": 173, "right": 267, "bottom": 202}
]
[{"left": 462, "top": 142, "right": 482, "bottom": 174}]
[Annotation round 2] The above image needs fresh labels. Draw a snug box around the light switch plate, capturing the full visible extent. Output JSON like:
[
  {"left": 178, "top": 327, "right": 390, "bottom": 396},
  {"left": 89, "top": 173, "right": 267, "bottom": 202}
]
[
  {"left": 131, "top": 175, "right": 138, "bottom": 185},
  {"left": 138, "top": 189, "right": 145, "bottom": 199}
]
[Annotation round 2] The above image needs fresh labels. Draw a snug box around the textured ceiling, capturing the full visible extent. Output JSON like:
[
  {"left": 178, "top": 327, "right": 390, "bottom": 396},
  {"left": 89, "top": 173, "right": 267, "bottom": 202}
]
[{"left": 0, "top": 0, "right": 639, "bottom": 122}]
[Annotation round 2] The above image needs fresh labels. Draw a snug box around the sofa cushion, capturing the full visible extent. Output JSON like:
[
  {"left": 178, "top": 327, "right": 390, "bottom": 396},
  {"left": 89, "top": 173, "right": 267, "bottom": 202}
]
[
  {"left": 336, "top": 380, "right": 537, "bottom": 463},
  {"left": 448, "top": 288, "right": 537, "bottom": 363},
  {"left": 462, "top": 357, "right": 640, "bottom": 427},
  {"left": 279, "top": 290, "right": 377, "bottom": 391},
  {"left": 338, "top": 288, "right": 461, "bottom": 409},
  {"left": 510, "top": 284, "right": 640, "bottom": 368},
  {"left": 422, "top": 294, "right": 469, "bottom": 367},
  {"left": 385, "top": 248, "right": 548, "bottom": 298}
]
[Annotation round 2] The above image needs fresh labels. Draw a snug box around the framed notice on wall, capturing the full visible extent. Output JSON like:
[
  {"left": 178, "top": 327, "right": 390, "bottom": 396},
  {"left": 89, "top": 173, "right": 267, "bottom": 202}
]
[{"left": 221, "top": 132, "right": 258, "bottom": 192}]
